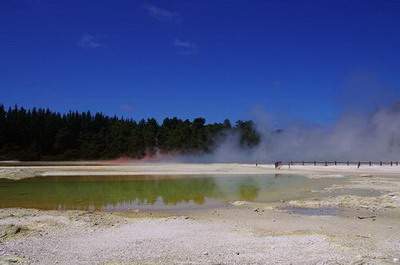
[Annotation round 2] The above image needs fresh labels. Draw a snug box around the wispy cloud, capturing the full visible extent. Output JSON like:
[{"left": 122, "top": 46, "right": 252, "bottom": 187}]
[
  {"left": 24, "top": 0, "right": 43, "bottom": 4},
  {"left": 120, "top": 104, "right": 134, "bottom": 113},
  {"left": 77, "top": 34, "right": 103, "bottom": 49},
  {"left": 173, "top": 39, "right": 194, "bottom": 49},
  {"left": 173, "top": 38, "right": 198, "bottom": 55},
  {"left": 272, "top": 80, "right": 281, "bottom": 88},
  {"left": 144, "top": 4, "right": 181, "bottom": 23}
]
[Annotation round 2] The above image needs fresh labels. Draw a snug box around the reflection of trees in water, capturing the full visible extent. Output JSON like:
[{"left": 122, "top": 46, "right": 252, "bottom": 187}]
[
  {"left": 238, "top": 184, "right": 259, "bottom": 201},
  {"left": 0, "top": 175, "right": 317, "bottom": 210},
  {"left": 0, "top": 177, "right": 221, "bottom": 210},
  {"left": 214, "top": 177, "right": 261, "bottom": 202}
]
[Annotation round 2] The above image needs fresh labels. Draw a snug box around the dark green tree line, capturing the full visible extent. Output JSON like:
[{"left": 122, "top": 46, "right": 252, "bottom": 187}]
[{"left": 0, "top": 105, "right": 260, "bottom": 161}]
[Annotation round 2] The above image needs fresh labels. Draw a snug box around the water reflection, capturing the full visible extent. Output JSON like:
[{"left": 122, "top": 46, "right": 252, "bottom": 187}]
[
  {"left": 0, "top": 175, "right": 344, "bottom": 211},
  {"left": 239, "top": 184, "right": 259, "bottom": 201}
]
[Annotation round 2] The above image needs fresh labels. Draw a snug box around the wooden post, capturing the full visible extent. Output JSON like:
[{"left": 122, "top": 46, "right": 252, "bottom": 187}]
[
  {"left": 380, "top": 161, "right": 383, "bottom": 166},
  {"left": 314, "top": 161, "right": 316, "bottom": 166},
  {"left": 391, "top": 161, "right": 393, "bottom": 166}
]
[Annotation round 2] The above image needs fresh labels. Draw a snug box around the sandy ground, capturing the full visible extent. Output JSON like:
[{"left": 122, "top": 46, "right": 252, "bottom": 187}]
[{"left": 1, "top": 163, "right": 400, "bottom": 264}]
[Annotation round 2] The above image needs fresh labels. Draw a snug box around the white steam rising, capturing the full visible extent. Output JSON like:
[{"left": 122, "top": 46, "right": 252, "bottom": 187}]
[{"left": 173, "top": 103, "right": 400, "bottom": 163}]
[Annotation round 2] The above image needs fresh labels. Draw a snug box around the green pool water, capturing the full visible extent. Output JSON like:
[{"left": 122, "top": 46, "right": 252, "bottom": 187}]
[{"left": 0, "top": 174, "right": 346, "bottom": 211}]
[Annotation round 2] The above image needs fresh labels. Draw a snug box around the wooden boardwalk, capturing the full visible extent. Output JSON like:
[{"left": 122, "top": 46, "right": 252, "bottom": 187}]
[{"left": 275, "top": 161, "right": 400, "bottom": 167}]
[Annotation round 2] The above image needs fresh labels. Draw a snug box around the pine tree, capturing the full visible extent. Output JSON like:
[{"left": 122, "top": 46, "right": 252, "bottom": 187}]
[{"left": 0, "top": 104, "right": 260, "bottom": 160}]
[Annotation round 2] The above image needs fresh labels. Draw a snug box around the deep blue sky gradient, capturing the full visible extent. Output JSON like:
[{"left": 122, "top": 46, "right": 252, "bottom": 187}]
[{"left": 1, "top": 0, "right": 399, "bottom": 125}]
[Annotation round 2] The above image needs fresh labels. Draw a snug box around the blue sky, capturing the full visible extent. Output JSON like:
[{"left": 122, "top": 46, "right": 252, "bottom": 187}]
[{"left": 1, "top": 0, "right": 399, "bottom": 125}]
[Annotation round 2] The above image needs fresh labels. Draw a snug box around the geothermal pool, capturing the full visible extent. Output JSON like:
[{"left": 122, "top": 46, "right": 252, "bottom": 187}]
[{"left": 0, "top": 174, "right": 355, "bottom": 211}]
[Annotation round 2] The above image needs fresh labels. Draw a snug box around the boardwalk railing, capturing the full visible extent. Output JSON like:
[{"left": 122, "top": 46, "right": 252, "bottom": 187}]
[{"left": 275, "top": 161, "right": 400, "bottom": 167}]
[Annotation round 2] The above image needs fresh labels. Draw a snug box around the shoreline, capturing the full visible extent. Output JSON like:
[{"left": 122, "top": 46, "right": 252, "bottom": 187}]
[
  {"left": 1, "top": 163, "right": 400, "bottom": 264},
  {"left": 2, "top": 162, "right": 400, "bottom": 180}
]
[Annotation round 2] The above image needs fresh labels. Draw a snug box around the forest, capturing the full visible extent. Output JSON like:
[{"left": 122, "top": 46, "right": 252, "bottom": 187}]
[{"left": 0, "top": 105, "right": 260, "bottom": 161}]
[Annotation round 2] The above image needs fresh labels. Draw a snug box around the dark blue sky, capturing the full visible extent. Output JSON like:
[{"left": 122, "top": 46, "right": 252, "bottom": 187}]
[{"left": 1, "top": 0, "right": 399, "bottom": 124}]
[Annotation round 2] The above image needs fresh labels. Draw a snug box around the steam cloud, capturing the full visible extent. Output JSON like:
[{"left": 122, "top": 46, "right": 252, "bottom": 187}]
[
  {"left": 183, "top": 103, "right": 400, "bottom": 163},
  {"left": 143, "top": 107, "right": 400, "bottom": 163},
  {"left": 170, "top": 73, "right": 400, "bottom": 163},
  {"left": 139, "top": 74, "right": 399, "bottom": 163}
]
